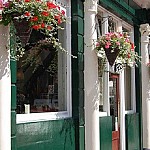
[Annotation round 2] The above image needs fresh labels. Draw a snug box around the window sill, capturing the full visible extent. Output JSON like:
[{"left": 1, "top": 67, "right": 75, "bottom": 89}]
[{"left": 16, "top": 111, "right": 70, "bottom": 124}]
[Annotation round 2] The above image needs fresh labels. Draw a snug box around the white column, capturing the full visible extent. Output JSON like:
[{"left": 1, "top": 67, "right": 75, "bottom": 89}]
[
  {"left": 119, "top": 70, "right": 126, "bottom": 150},
  {"left": 84, "top": 1, "right": 99, "bottom": 150},
  {"left": 140, "top": 24, "right": 150, "bottom": 149},
  {"left": 117, "top": 21, "right": 126, "bottom": 150},
  {"left": 0, "top": 25, "right": 11, "bottom": 150}
]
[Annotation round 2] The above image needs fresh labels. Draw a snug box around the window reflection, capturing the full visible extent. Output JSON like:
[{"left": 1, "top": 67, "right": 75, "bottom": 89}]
[{"left": 17, "top": 30, "right": 66, "bottom": 114}]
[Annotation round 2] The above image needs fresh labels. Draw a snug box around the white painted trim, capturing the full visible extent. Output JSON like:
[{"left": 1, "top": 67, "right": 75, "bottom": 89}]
[
  {"left": 17, "top": 111, "right": 70, "bottom": 123},
  {"left": 99, "top": 112, "right": 107, "bottom": 117},
  {"left": 0, "top": 25, "right": 11, "bottom": 150},
  {"left": 101, "top": 12, "right": 110, "bottom": 116},
  {"left": 130, "top": 29, "right": 136, "bottom": 112},
  {"left": 125, "top": 110, "right": 135, "bottom": 115},
  {"left": 65, "top": 0, "right": 72, "bottom": 117},
  {"left": 16, "top": 0, "right": 72, "bottom": 123},
  {"left": 98, "top": 5, "right": 133, "bottom": 30}
]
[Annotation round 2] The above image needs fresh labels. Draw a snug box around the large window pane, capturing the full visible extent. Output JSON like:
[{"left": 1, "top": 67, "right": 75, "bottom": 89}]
[{"left": 17, "top": 30, "right": 67, "bottom": 114}]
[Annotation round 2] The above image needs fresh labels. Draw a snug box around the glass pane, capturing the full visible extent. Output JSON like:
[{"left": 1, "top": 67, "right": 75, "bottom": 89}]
[
  {"left": 17, "top": 30, "right": 67, "bottom": 114},
  {"left": 98, "top": 58, "right": 105, "bottom": 112},
  {"left": 109, "top": 74, "right": 119, "bottom": 131},
  {"left": 108, "top": 19, "right": 116, "bottom": 32},
  {"left": 125, "top": 66, "right": 132, "bottom": 110}
]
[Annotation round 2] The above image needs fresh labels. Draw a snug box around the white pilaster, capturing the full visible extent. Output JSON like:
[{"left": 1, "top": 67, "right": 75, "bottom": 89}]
[
  {"left": 140, "top": 23, "right": 150, "bottom": 149},
  {"left": 117, "top": 21, "right": 126, "bottom": 150},
  {"left": 0, "top": 25, "right": 11, "bottom": 150},
  {"left": 119, "top": 70, "right": 126, "bottom": 150},
  {"left": 84, "top": 1, "right": 100, "bottom": 150}
]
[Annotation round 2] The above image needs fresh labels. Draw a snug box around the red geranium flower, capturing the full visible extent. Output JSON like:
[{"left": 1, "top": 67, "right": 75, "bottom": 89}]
[
  {"left": 128, "top": 53, "right": 131, "bottom": 58},
  {"left": 131, "top": 43, "right": 135, "bottom": 51},
  {"left": 55, "top": 15, "right": 62, "bottom": 24},
  {"left": 32, "top": 25, "right": 40, "bottom": 30},
  {"left": 47, "top": 26, "right": 52, "bottom": 30},
  {"left": 61, "top": 10, "right": 65, "bottom": 15},
  {"left": 24, "top": 0, "right": 30, "bottom": 2},
  {"left": 41, "top": 11, "right": 49, "bottom": 16},
  {"left": 24, "top": 12, "right": 31, "bottom": 17},
  {"left": 47, "top": 2, "right": 57, "bottom": 9},
  {"left": 30, "top": 16, "right": 38, "bottom": 21},
  {"left": 41, "top": 23, "right": 45, "bottom": 28}
]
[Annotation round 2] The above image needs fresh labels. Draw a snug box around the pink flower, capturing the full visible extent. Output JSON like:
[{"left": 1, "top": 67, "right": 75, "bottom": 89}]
[
  {"left": 116, "top": 41, "right": 120, "bottom": 46},
  {"left": 96, "top": 42, "right": 100, "bottom": 47},
  {"left": 105, "top": 44, "right": 110, "bottom": 49},
  {"left": 105, "top": 36, "right": 111, "bottom": 41},
  {"left": 125, "top": 38, "right": 130, "bottom": 43}
]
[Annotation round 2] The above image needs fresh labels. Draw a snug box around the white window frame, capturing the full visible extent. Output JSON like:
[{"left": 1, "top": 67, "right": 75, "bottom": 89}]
[{"left": 17, "top": 0, "right": 72, "bottom": 124}]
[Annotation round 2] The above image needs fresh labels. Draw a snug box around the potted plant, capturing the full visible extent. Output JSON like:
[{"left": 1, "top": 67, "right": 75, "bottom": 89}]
[
  {"left": 95, "top": 32, "right": 141, "bottom": 67},
  {"left": 0, "top": 0, "right": 66, "bottom": 47}
]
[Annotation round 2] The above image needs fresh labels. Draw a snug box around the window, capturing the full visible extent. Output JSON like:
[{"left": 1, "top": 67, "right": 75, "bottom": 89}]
[{"left": 16, "top": 3, "right": 72, "bottom": 123}]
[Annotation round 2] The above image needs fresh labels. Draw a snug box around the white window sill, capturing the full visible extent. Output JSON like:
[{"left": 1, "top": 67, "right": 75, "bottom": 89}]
[
  {"left": 16, "top": 111, "right": 70, "bottom": 124},
  {"left": 99, "top": 111, "right": 107, "bottom": 117},
  {"left": 125, "top": 110, "right": 135, "bottom": 115}
]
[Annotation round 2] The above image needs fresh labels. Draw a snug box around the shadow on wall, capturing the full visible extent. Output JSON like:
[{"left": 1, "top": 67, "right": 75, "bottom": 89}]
[{"left": 0, "top": 26, "right": 10, "bottom": 80}]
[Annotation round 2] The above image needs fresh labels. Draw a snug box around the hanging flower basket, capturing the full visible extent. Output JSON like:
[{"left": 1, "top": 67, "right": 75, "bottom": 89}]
[
  {"left": 95, "top": 32, "right": 141, "bottom": 68},
  {"left": 0, "top": 0, "right": 67, "bottom": 57}
]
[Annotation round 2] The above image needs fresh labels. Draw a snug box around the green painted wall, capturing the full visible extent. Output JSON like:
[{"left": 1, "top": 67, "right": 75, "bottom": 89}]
[
  {"left": 99, "top": 116, "right": 112, "bottom": 150},
  {"left": 71, "top": 0, "right": 85, "bottom": 150},
  {"left": 125, "top": 113, "right": 140, "bottom": 150},
  {"left": 11, "top": 1, "right": 85, "bottom": 150},
  {"left": 17, "top": 119, "right": 75, "bottom": 150}
]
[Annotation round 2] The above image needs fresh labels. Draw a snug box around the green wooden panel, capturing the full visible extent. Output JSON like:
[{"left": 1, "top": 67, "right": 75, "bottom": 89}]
[
  {"left": 79, "top": 107, "right": 84, "bottom": 126},
  {"left": 78, "top": 35, "right": 84, "bottom": 53},
  {"left": 79, "top": 126, "right": 85, "bottom": 150},
  {"left": 10, "top": 59, "right": 16, "bottom": 84},
  {"left": 125, "top": 113, "right": 140, "bottom": 150},
  {"left": 11, "top": 111, "right": 16, "bottom": 136},
  {"left": 71, "top": 0, "right": 84, "bottom": 18},
  {"left": 99, "top": 116, "right": 112, "bottom": 150},
  {"left": 78, "top": 53, "right": 84, "bottom": 71},
  {"left": 11, "top": 85, "right": 16, "bottom": 110},
  {"left": 11, "top": 136, "right": 17, "bottom": 150},
  {"left": 17, "top": 119, "right": 75, "bottom": 150},
  {"left": 78, "top": 17, "right": 84, "bottom": 35}
]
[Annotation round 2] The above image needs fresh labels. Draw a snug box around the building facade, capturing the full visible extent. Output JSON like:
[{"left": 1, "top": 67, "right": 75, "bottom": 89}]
[{"left": 0, "top": 0, "right": 150, "bottom": 150}]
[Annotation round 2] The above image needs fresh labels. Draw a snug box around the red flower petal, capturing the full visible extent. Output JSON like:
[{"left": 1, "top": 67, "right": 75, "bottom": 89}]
[
  {"left": 30, "top": 16, "right": 38, "bottom": 21},
  {"left": 61, "top": 10, "right": 65, "bottom": 15},
  {"left": 47, "top": 2, "right": 57, "bottom": 9},
  {"left": 24, "top": 0, "right": 30, "bottom": 2},
  {"left": 41, "top": 11, "right": 49, "bottom": 16},
  {"left": 41, "top": 23, "right": 45, "bottom": 28}
]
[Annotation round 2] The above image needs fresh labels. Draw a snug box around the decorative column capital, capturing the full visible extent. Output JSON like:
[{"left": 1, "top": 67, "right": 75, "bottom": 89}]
[
  {"left": 140, "top": 24, "right": 150, "bottom": 36},
  {"left": 85, "top": 0, "right": 98, "bottom": 13}
]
